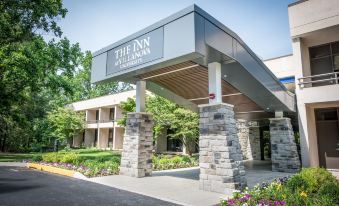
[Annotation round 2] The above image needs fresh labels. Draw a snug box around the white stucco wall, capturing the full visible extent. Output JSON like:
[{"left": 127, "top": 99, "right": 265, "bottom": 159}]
[
  {"left": 70, "top": 90, "right": 136, "bottom": 111},
  {"left": 289, "top": 0, "right": 339, "bottom": 167},
  {"left": 263, "top": 55, "right": 295, "bottom": 79},
  {"left": 288, "top": 0, "right": 339, "bottom": 37}
]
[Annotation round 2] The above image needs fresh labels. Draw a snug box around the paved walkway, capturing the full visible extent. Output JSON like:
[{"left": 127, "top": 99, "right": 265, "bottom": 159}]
[
  {"left": 90, "top": 167, "right": 227, "bottom": 206},
  {"left": 0, "top": 162, "right": 26, "bottom": 167},
  {"left": 90, "top": 160, "right": 292, "bottom": 206}
]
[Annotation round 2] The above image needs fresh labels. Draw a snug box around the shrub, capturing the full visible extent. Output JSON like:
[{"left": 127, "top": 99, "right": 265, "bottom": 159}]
[
  {"left": 152, "top": 155, "right": 198, "bottom": 170},
  {"left": 181, "top": 155, "right": 191, "bottom": 163},
  {"left": 221, "top": 167, "right": 339, "bottom": 206},
  {"left": 286, "top": 167, "right": 337, "bottom": 193},
  {"left": 42, "top": 152, "right": 60, "bottom": 162},
  {"left": 31, "top": 154, "right": 43, "bottom": 162},
  {"left": 59, "top": 152, "right": 80, "bottom": 164},
  {"left": 318, "top": 181, "right": 339, "bottom": 205}
]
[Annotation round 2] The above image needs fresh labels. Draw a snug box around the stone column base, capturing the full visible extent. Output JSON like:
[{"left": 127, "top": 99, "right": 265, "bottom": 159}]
[
  {"left": 199, "top": 103, "right": 247, "bottom": 193},
  {"left": 270, "top": 118, "right": 300, "bottom": 173},
  {"left": 248, "top": 123, "right": 261, "bottom": 160},
  {"left": 119, "top": 113, "right": 153, "bottom": 177}
]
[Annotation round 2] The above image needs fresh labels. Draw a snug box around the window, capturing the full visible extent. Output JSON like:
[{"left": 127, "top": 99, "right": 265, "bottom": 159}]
[
  {"left": 108, "top": 129, "right": 114, "bottom": 148},
  {"left": 309, "top": 41, "right": 339, "bottom": 86},
  {"left": 95, "top": 110, "right": 99, "bottom": 120},
  {"left": 110, "top": 108, "right": 115, "bottom": 120},
  {"left": 332, "top": 42, "right": 339, "bottom": 71},
  {"left": 309, "top": 43, "right": 332, "bottom": 75},
  {"left": 315, "top": 108, "right": 338, "bottom": 121}
]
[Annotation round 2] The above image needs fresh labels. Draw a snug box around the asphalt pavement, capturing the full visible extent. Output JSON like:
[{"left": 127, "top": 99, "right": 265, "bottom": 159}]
[{"left": 0, "top": 166, "right": 179, "bottom": 206}]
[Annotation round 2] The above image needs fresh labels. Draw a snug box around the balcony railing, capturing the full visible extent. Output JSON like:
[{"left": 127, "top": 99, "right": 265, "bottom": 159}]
[
  {"left": 298, "top": 72, "right": 339, "bottom": 88},
  {"left": 86, "top": 119, "right": 115, "bottom": 124}
]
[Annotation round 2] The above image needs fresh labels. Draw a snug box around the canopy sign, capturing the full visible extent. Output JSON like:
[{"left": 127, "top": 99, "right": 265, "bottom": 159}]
[{"left": 106, "top": 27, "right": 164, "bottom": 75}]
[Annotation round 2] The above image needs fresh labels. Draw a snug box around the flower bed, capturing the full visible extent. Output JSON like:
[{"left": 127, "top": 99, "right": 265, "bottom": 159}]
[
  {"left": 221, "top": 168, "right": 339, "bottom": 206},
  {"left": 30, "top": 150, "right": 120, "bottom": 177}
]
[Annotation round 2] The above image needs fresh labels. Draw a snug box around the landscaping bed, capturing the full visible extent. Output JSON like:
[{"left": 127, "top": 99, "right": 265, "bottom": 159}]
[
  {"left": 27, "top": 149, "right": 198, "bottom": 177},
  {"left": 221, "top": 167, "right": 339, "bottom": 206},
  {"left": 29, "top": 149, "right": 121, "bottom": 177},
  {"left": 152, "top": 154, "right": 198, "bottom": 170}
]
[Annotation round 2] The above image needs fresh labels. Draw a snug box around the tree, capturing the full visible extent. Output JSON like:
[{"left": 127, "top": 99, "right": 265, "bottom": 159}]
[
  {"left": 118, "top": 95, "right": 199, "bottom": 155},
  {"left": 71, "top": 52, "right": 132, "bottom": 102},
  {"left": 0, "top": 0, "right": 67, "bottom": 45},
  {"left": 118, "top": 97, "right": 136, "bottom": 126},
  {"left": 47, "top": 107, "right": 85, "bottom": 145},
  {"left": 0, "top": 0, "right": 132, "bottom": 152},
  {"left": 0, "top": 0, "right": 69, "bottom": 152},
  {"left": 169, "top": 108, "right": 199, "bottom": 156}
]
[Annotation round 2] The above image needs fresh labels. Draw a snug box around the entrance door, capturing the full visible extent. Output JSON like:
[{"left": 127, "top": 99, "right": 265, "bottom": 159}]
[{"left": 315, "top": 108, "right": 339, "bottom": 169}]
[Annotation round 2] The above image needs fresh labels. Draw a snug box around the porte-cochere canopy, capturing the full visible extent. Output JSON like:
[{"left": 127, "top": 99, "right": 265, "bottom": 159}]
[{"left": 91, "top": 4, "right": 295, "bottom": 120}]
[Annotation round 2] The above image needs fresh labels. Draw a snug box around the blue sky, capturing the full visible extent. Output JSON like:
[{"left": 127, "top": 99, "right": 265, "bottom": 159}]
[{"left": 56, "top": 0, "right": 296, "bottom": 60}]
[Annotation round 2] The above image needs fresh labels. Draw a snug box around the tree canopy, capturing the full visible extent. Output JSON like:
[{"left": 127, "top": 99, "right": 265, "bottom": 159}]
[
  {"left": 0, "top": 0, "right": 131, "bottom": 152},
  {"left": 47, "top": 107, "right": 85, "bottom": 143}
]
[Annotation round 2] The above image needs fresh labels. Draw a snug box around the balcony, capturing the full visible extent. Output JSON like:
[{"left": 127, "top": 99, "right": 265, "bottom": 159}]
[
  {"left": 86, "top": 119, "right": 123, "bottom": 128},
  {"left": 86, "top": 120, "right": 115, "bottom": 124},
  {"left": 298, "top": 72, "right": 339, "bottom": 88}
]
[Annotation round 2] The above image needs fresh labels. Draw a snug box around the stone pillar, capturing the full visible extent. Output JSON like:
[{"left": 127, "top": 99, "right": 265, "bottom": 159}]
[
  {"left": 248, "top": 122, "right": 261, "bottom": 160},
  {"left": 270, "top": 118, "right": 301, "bottom": 173},
  {"left": 199, "top": 103, "right": 247, "bottom": 193},
  {"left": 119, "top": 113, "right": 153, "bottom": 177},
  {"left": 236, "top": 119, "right": 250, "bottom": 160}
]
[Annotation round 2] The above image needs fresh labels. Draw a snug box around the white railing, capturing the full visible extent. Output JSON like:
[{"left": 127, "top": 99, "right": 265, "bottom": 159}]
[
  {"left": 86, "top": 119, "right": 115, "bottom": 124},
  {"left": 298, "top": 72, "right": 339, "bottom": 88}
]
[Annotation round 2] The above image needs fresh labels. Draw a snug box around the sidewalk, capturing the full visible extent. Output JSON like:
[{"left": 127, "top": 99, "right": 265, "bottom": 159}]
[
  {"left": 89, "top": 167, "right": 229, "bottom": 206},
  {"left": 0, "top": 162, "right": 26, "bottom": 167}
]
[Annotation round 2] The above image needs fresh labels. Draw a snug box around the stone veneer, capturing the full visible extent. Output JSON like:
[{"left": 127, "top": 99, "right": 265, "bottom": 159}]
[
  {"left": 248, "top": 123, "right": 261, "bottom": 160},
  {"left": 270, "top": 118, "right": 300, "bottom": 173},
  {"left": 199, "top": 103, "right": 247, "bottom": 193},
  {"left": 236, "top": 120, "right": 261, "bottom": 160},
  {"left": 119, "top": 113, "right": 154, "bottom": 177},
  {"left": 236, "top": 120, "right": 250, "bottom": 160}
]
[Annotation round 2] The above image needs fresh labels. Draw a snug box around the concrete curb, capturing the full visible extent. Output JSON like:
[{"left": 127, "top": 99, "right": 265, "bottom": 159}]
[{"left": 27, "top": 163, "right": 88, "bottom": 180}]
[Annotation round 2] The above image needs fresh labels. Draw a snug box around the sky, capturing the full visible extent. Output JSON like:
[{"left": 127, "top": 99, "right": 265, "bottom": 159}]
[{"left": 54, "top": 0, "right": 296, "bottom": 60}]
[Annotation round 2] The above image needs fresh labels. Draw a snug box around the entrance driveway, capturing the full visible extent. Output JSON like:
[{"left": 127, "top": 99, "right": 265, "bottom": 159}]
[
  {"left": 0, "top": 166, "right": 177, "bottom": 206},
  {"left": 90, "top": 160, "right": 292, "bottom": 206}
]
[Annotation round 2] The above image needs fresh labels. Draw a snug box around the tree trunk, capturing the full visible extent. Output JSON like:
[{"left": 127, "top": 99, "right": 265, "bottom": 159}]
[{"left": 183, "top": 136, "right": 193, "bottom": 156}]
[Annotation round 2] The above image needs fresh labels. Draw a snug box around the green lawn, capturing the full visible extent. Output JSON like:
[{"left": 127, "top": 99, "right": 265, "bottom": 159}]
[
  {"left": 0, "top": 153, "right": 36, "bottom": 162},
  {"left": 66, "top": 148, "right": 121, "bottom": 161},
  {"left": 0, "top": 149, "right": 121, "bottom": 162}
]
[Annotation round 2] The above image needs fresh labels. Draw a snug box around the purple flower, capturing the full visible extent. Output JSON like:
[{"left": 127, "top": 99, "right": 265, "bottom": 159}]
[
  {"left": 240, "top": 194, "right": 251, "bottom": 201},
  {"left": 227, "top": 199, "right": 236, "bottom": 205},
  {"left": 245, "top": 194, "right": 251, "bottom": 199},
  {"left": 274, "top": 201, "right": 286, "bottom": 205}
]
